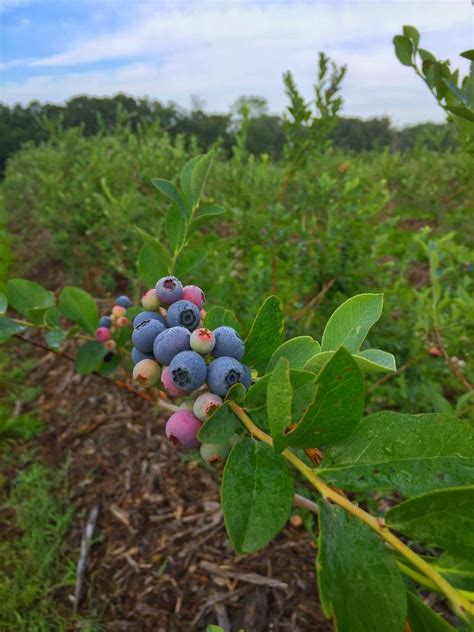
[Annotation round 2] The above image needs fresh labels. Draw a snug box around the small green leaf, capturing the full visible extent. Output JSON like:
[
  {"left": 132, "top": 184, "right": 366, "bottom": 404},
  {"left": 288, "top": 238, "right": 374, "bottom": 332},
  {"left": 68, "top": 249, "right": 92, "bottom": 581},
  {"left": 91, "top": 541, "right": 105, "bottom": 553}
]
[
  {"left": 5, "top": 278, "right": 55, "bottom": 324},
  {"left": 45, "top": 328, "right": 66, "bottom": 351},
  {"left": 59, "top": 287, "right": 99, "bottom": 334},
  {"left": 266, "top": 336, "right": 321, "bottom": 372},
  {"left": 188, "top": 204, "right": 226, "bottom": 235},
  {"left": 135, "top": 227, "right": 172, "bottom": 273},
  {"left": 321, "top": 293, "right": 383, "bottom": 353},
  {"left": 75, "top": 341, "right": 106, "bottom": 375},
  {"left": 190, "top": 151, "right": 214, "bottom": 207},
  {"left": 402, "top": 25, "right": 420, "bottom": 48},
  {"left": 137, "top": 244, "right": 168, "bottom": 288},
  {"left": 0, "top": 316, "right": 26, "bottom": 343},
  {"left": 393, "top": 34, "right": 414, "bottom": 66},
  {"left": 0, "top": 293, "right": 7, "bottom": 315},
  {"left": 151, "top": 178, "right": 189, "bottom": 217},
  {"left": 100, "top": 352, "right": 121, "bottom": 376},
  {"left": 460, "top": 49, "right": 474, "bottom": 62},
  {"left": 319, "top": 412, "right": 474, "bottom": 496},
  {"left": 180, "top": 155, "right": 202, "bottom": 205},
  {"left": 407, "top": 592, "right": 456, "bottom": 632},
  {"left": 431, "top": 553, "right": 474, "bottom": 591},
  {"left": 317, "top": 501, "right": 406, "bottom": 632},
  {"left": 221, "top": 438, "right": 294, "bottom": 554},
  {"left": 444, "top": 105, "right": 474, "bottom": 122},
  {"left": 175, "top": 247, "right": 207, "bottom": 277},
  {"left": 243, "top": 296, "right": 284, "bottom": 374},
  {"left": 286, "top": 348, "right": 365, "bottom": 449},
  {"left": 197, "top": 402, "right": 239, "bottom": 444},
  {"left": 225, "top": 382, "right": 247, "bottom": 404},
  {"left": 386, "top": 486, "right": 474, "bottom": 560},
  {"left": 419, "top": 48, "right": 436, "bottom": 62},
  {"left": 267, "top": 358, "right": 292, "bottom": 452},
  {"left": 166, "top": 205, "right": 186, "bottom": 254},
  {"left": 354, "top": 349, "right": 396, "bottom": 373},
  {"left": 204, "top": 306, "right": 240, "bottom": 330}
]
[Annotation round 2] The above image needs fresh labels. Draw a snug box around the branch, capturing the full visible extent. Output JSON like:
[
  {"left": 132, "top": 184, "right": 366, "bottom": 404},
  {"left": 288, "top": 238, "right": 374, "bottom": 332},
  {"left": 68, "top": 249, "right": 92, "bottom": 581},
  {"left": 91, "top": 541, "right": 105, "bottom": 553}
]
[{"left": 433, "top": 327, "right": 473, "bottom": 393}]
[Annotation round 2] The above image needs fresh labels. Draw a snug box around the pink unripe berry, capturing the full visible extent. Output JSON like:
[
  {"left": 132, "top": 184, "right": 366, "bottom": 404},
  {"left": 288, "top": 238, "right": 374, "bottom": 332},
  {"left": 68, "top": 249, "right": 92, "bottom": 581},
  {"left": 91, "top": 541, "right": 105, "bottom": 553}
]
[
  {"left": 104, "top": 339, "right": 116, "bottom": 351},
  {"left": 165, "top": 410, "right": 202, "bottom": 449},
  {"left": 161, "top": 366, "right": 187, "bottom": 397},
  {"left": 190, "top": 328, "right": 215, "bottom": 355},
  {"left": 182, "top": 285, "right": 206, "bottom": 310},
  {"left": 116, "top": 316, "right": 129, "bottom": 327},
  {"left": 95, "top": 327, "right": 111, "bottom": 343},
  {"left": 142, "top": 289, "right": 160, "bottom": 311},
  {"left": 112, "top": 305, "right": 126, "bottom": 318},
  {"left": 193, "top": 392, "right": 223, "bottom": 421},
  {"left": 133, "top": 359, "right": 161, "bottom": 387}
]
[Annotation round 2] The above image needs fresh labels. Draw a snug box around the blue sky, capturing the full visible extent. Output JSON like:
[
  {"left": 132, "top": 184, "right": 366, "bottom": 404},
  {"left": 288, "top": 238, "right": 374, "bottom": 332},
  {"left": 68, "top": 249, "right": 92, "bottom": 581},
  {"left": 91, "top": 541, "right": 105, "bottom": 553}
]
[{"left": 0, "top": 0, "right": 471, "bottom": 125}]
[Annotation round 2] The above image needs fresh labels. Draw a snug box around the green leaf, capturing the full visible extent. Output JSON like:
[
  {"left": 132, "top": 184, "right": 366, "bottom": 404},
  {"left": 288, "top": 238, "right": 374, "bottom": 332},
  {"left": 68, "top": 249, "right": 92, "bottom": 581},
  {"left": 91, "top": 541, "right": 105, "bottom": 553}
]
[
  {"left": 243, "top": 296, "right": 284, "bottom": 374},
  {"left": 166, "top": 205, "right": 186, "bottom": 254},
  {"left": 45, "top": 328, "right": 66, "bottom": 351},
  {"left": 0, "top": 293, "right": 7, "bottom": 315},
  {"left": 286, "top": 348, "right": 365, "bottom": 449},
  {"left": 188, "top": 204, "right": 226, "bottom": 236},
  {"left": 151, "top": 178, "right": 189, "bottom": 218},
  {"left": 137, "top": 244, "right": 168, "bottom": 288},
  {"left": 190, "top": 151, "right": 214, "bottom": 207},
  {"left": 319, "top": 412, "right": 474, "bottom": 496},
  {"left": 386, "top": 486, "right": 474, "bottom": 560},
  {"left": 175, "top": 247, "right": 207, "bottom": 277},
  {"left": 5, "top": 278, "right": 55, "bottom": 324},
  {"left": 407, "top": 592, "right": 456, "bottom": 631},
  {"left": 0, "top": 316, "right": 26, "bottom": 343},
  {"left": 317, "top": 501, "right": 406, "bottom": 632},
  {"left": 135, "top": 226, "right": 172, "bottom": 273},
  {"left": 419, "top": 48, "right": 436, "bottom": 63},
  {"left": 444, "top": 105, "right": 474, "bottom": 122},
  {"left": 460, "top": 49, "right": 474, "bottom": 62},
  {"left": 221, "top": 438, "right": 294, "bottom": 553},
  {"left": 204, "top": 306, "right": 240, "bottom": 330},
  {"left": 180, "top": 155, "right": 202, "bottom": 205},
  {"left": 197, "top": 402, "right": 239, "bottom": 444},
  {"left": 100, "top": 352, "right": 121, "bottom": 376},
  {"left": 393, "top": 34, "right": 414, "bottom": 66},
  {"left": 431, "top": 553, "right": 474, "bottom": 591},
  {"left": 267, "top": 358, "right": 292, "bottom": 452},
  {"left": 59, "top": 287, "right": 99, "bottom": 334},
  {"left": 403, "top": 25, "right": 420, "bottom": 48},
  {"left": 75, "top": 341, "right": 106, "bottom": 375},
  {"left": 354, "top": 349, "right": 396, "bottom": 373},
  {"left": 321, "top": 293, "right": 383, "bottom": 353},
  {"left": 225, "top": 382, "right": 247, "bottom": 404},
  {"left": 266, "top": 336, "right": 321, "bottom": 372}
]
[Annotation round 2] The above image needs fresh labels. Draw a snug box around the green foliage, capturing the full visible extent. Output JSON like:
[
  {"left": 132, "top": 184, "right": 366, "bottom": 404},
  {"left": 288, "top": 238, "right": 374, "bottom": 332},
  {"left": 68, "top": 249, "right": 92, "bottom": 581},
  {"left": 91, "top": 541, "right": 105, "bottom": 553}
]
[
  {"left": 243, "top": 296, "right": 284, "bottom": 374},
  {"left": 59, "top": 286, "right": 98, "bottom": 334},
  {"left": 197, "top": 402, "right": 239, "bottom": 444}
]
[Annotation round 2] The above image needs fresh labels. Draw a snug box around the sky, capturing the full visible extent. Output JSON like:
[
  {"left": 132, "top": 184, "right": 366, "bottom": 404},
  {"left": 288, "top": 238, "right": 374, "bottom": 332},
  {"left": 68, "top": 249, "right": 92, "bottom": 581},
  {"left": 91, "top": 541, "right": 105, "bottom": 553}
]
[{"left": 0, "top": 0, "right": 472, "bottom": 126}]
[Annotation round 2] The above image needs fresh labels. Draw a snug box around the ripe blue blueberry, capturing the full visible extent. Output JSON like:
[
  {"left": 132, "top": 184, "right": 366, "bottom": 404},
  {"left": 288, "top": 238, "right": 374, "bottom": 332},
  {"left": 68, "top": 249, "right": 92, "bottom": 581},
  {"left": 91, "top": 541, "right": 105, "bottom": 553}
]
[
  {"left": 207, "top": 356, "right": 248, "bottom": 396},
  {"left": 132, "top": 347, "right": 155, "bottom": 365},
  {"left": 99, "top": 315, "right": 112, "bottom": 329},
  {"left": 155, "top": 276, "right": 183, "bottom": 306},
  {"left": 133, "top": 310, "right": 167, "bottom": 329},
  {"left": 241, "top": 364, "right": 252, "bottom": 389},
  {"left": 115, "top": 295, "right": 132, "bottom": 308},
  {"left": 132, "top": 319, "right": 166, "bottom": 353},
  {"left": 212, "top": 326, "right": 245, "bottom": 360},
  {"left": 169, "top": 350, "right": 207, "bottom": 392},
  {"left": 153, "top": 326, "right": 190, "bottom": 365},
  {"left": 167, "top": 300, "right": 200, "bottom": 332}
]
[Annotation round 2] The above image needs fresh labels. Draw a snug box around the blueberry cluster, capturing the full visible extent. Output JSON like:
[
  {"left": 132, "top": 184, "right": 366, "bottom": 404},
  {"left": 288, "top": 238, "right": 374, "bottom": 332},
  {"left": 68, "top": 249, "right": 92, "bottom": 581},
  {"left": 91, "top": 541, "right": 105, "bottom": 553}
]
[
  {"left": 95, "top": 295, "right": 132, "bottom": 352},
  {"left": 130, "top": 276, "right": 251, "bottom": 458}
]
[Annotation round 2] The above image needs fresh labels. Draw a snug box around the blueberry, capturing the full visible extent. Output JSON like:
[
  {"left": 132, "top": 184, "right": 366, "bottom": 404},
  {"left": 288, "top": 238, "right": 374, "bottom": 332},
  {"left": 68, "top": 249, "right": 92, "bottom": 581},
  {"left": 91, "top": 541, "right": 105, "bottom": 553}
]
[
  {"left": 193, "top": 392, "right": 223, "bottom": 421},
  {"left": 167, "top": 300, "right": 200, "bottom": 332},
  {"left": 190, "top": 328, "right": 215, "bottom": 355},
  {"left": 165, "top": 410, "right": 202, "bottom": 449},
  {"left": 241, "top": 364, "right": 252, "bottom": 389},
  {"left": 141, "top": 289, "right": 160, "bottom": 310},
  {"left": 115, "top": 295, "right": 132, "bottom": 308},
  {"left": 182, "top": 285, "right": 206, "bottom": 310},
  {"left": 95, "top": 327, "right": 111, "bottom": 343},
  {"left": 99, "top": 315, "right": 112, "bottom": 328},
  {"left": 132, "top": 347, "right": 155, "bottom": 365},
  {"left": 155, "top": 276, "right": 183, "bottom": 306},
  {"left": 112, "top": 305, "right": 126, "bottom": 318},
  {"left": 131, "top": 318, "right": 166, "bottom": 353},
  {"left": 200, "top": 442, "right": 229, "bottom": 464},
  {"left": 133, "top": 359, "right": 161, "bottom": 387},
  {"left": 153, "top": 326, "right": 190, "bottom": 365},
  {"left": 161, "top": 366, "right": 187, "bottom": 397},
  {"left": 212, "top": 326, "right": 245, "bottom": 360},
  {"left": 133, "top": 310, "right": 167, "bottom": 328},
  {"left": 169, "top": 350, "right": 207, "bottom": 392},
  {"left": 207, "top": 357, "right": 247, "bottom": 396}
]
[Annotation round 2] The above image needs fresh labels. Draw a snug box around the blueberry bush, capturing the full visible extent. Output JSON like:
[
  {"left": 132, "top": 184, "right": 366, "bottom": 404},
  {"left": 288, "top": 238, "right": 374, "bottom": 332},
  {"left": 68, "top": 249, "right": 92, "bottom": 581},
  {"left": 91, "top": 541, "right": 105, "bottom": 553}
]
[{"left": 1, "top": 152, "right": 473, "bottom": 631}]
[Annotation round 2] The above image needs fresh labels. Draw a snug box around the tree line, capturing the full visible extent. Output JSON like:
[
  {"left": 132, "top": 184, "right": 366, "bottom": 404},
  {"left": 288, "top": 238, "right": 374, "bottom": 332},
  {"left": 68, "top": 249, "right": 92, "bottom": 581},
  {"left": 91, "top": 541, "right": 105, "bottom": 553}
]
[{"left": 0, "top": 93, "right": 457, "bottom": 175}]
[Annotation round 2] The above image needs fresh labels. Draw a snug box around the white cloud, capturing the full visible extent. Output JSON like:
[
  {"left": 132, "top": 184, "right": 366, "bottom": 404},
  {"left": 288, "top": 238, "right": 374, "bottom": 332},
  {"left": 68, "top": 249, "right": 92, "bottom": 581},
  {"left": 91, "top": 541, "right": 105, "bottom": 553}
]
[{"left": 1, "top": 0, "right": 471, "bottom": 125}]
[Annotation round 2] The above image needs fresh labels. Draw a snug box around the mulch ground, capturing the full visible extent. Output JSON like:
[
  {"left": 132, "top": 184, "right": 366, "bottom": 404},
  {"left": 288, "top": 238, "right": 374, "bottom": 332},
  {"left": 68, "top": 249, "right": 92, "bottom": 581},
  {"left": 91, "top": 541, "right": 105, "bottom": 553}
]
[{"left": 18, "top": 337, "right": 332, "bottom": 632}]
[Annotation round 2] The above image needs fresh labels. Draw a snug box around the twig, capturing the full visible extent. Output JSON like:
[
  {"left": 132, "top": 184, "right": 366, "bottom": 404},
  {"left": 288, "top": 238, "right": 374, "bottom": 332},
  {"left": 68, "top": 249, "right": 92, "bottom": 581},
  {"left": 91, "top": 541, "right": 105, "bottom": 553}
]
[
  {"left": 434, "top": 327, "right": 473, "bottom": 392},
  {"left": 367, "top": 362, "right": 411, "bottom": 393},
  {"left": 293, "top": 278, "right": 336, "bottom": 321},
  {"left": 294, "top": 493, "right": 319, "bottom": 514},
  {"left": 199, "top": 560, "right": 288, "bottom": 590},
  {"left": 74, "top": 502, "right": 100, "bottom": 610}
]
